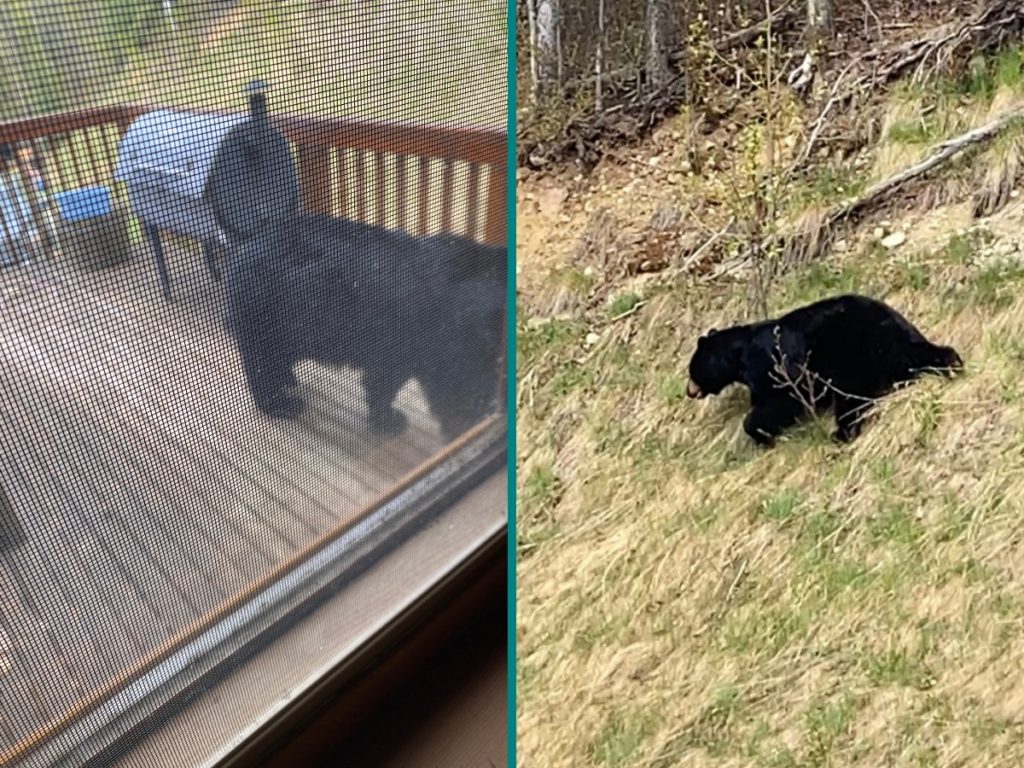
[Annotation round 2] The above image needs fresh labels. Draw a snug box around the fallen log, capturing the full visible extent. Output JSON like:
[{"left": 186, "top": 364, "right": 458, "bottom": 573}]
[{"left": 729, "top": 104, "right": 1024, "bottom": 277}]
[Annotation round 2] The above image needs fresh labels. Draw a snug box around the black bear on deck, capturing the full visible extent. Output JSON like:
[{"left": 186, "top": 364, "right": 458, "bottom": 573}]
[
  {"left": 686, "top": 294, "right": 963, "bottom": 445},
  {"left": 226, "top": 214, "right": 506, "bottom": 442}
]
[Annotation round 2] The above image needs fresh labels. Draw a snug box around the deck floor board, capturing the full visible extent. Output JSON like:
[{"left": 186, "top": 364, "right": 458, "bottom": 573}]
[{"left": 0, "top": 245, "right": 453, "bottom": 757}]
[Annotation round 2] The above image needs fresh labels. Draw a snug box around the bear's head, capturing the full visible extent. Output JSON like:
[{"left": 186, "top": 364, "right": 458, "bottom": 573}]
[
  {"left": 935, "top": 345, "right": 965, "bottom": 376},
  {"left": 686, "top": 328, "right": 742, "bottom": 399}
]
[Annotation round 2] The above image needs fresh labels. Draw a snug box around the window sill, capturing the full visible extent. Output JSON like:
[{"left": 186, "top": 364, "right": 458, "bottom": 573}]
[{"left": 103, "top": 460, "right": 507, "bottom": 768}]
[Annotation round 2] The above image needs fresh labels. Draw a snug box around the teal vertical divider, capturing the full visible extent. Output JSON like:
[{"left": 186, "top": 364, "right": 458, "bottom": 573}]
[{"left": 506, "top": 0, "right": 518, "bottom": 761}]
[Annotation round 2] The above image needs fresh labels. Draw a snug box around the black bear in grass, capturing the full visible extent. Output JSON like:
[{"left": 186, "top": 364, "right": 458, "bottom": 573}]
[
  {"left": 226, "top": 214, "right": 506, "bottom": 443},
  {"left": 686, "top": 294, "right": 963, "bottom": 446}
]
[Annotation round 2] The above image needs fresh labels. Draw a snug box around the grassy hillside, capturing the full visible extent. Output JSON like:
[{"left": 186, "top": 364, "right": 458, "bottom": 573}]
[
  {"left": 1, "top": 0, "right": 505, "bottom": 127},
  {"left": 517, "top": 49, "right": 1024, "bottom": 768},
  {"left": 105, "top": 0, "right": 507, "bottom": 127}
]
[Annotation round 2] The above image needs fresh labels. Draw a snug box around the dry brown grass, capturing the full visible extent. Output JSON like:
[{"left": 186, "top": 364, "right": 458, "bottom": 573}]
[
  {"left": 518, "top": 234, "right": 1024, "bottom": 765},
  {"left": 517, "top": 51, "right": 1024, "bottom": 765}
]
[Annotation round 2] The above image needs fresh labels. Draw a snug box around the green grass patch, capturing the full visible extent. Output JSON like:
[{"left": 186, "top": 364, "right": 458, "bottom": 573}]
[
  {"left": 888, "top": 119, "right": 940, "bottom": 146},
  {"left": 789, "top": 165, "right": 868, "bottom": 208},
  {"left": 862, "top": 648, "right": 936, "bottom": 689},
  {"left": 758, "top": 488, "right": 803, "bottom": 523},
  {"left": 807, "top": 558, "right": 874, "bottom": 598},
  {"left": 777, "top": 261, "right": 877, "bottom": 309},
  {"left": 601, "top": 343, "right": 650, "bottom": 390},
  {"left": 550, "top": 361, "right": 598, "bottom": 398},
  {"left": 608, "top": 291, "right": 642, "bottom": 318},
  {"left": 994, "top": 47, "right": 1024, "bottom": 91},
  {"left": 518, "top": 315, "right": 585, "bottom": 368},
  {"left": 912, "top": 391, "right": 944, "bottom": 446},
  {"left": 968, "top": 260, "right": 1024, "bottom": 309},
  {"left": 658, "top": 374, "right": 688, "bottom": 405},
  {"left": 565, "top": 266, "right": 599, "bottom": 297},
  {"left": 900, "top": 260, "right": 932, "bottom": 291},
  {"left": 522, "top": 464, "right": 561, "bottom": 514},
  {"left": 722, "top": 603, "right": 818, "bottom": 657},
  {"left": 942, "top": 229, "right": 992, "bottom": 264},
  {"left": 798, "top": 508, "right": 847, "bottom": 552},
  {"left": 684, "top": 685, "right": 747, "bottom": 756},
  {"left": 866, "top": 502, "right": 922, "bottom": 548},
  {"left": 590, "top": 709, "right": 664, "bottom": 767},
  {"left": 802, "top": 694, "right": 861, "bottom": 767}
]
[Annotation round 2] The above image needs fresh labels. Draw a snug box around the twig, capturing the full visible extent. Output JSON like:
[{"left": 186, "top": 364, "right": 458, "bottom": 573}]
[
  {"left": 793, "top": 58, "right": 858, "bottom": 169},
  {"left": 609, "top": 300, "right": 648, "bottom": 323},
  {"left": 681, "top": 218, "right": 736, "bottom": 271},
  {"left": 688, "top": 2, "right": 797, "bottom": 59},
  {"left": 861, "top": 0, "right": 883, "bottom": 39}
]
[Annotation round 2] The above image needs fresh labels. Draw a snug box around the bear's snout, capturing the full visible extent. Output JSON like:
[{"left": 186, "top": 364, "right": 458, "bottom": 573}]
[{"left": 686, "top": 380, "right": 705, "bottom": 399}]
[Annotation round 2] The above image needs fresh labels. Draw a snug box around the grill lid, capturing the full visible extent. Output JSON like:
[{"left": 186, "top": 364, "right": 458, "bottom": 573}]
[
  {"left": 114, "top": 109, "right": 246, "bottom": 200},
  {"left": 205, "top": 80, "right": 300, "bottom": 243}
]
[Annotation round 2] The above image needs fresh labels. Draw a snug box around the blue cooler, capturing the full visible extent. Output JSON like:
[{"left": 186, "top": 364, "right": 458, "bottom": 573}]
[{"left": 53, "top": 186, "right": 112, "bottom": 223}]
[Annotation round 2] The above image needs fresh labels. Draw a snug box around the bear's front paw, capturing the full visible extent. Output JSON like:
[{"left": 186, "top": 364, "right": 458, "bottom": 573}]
[
  {"left": 743, "top": 418, "right": 776, "bottom": 447},
  {"left": 370, "top": 407, "right": 409, "bottom": 438},
  {"left": 832, "top": 426, "right": 859, "bottom": 444},
  {"left": 255, "top": 390, "right": 305, "bottom": 420}
]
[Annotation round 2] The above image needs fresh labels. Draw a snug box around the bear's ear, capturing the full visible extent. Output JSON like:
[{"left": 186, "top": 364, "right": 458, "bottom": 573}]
[{"left": 700, "top": 327, "right": 718, "bottom": 340}]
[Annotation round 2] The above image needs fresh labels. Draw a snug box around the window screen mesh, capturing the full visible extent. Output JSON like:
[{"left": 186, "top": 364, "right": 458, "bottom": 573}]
[{"left": 0, "top": 1, "right": 507, "bottom": 765}]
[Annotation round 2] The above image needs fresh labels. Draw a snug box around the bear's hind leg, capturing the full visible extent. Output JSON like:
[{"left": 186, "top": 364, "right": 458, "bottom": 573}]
[
  {"left": 363, "top": 368, "right": 410, "bottom": 438},
  {"left": 833, "top": 394, "right": 874, "bottom": 443},
  {"left": 421, "top": 374, "right": 486, "bottom": 444}
]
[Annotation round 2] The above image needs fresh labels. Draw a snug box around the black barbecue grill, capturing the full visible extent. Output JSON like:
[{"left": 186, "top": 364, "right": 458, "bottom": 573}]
[{"left": 114, "top": 81, "right": 299, "bottom": 300}]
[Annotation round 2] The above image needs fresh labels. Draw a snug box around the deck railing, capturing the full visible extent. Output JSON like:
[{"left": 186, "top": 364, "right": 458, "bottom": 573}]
[{"left": 0, "top": 103, "right": 506, "bottom": 248}]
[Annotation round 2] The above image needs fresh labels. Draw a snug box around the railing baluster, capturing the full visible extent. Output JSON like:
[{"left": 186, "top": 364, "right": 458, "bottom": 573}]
[
  {"left": 296, "top": 142, "right": 332, "bottom": 216},
  {"left": 417, "top": 156, "right": 430, "bottom": 236},
  {"left": 335, "top": 148, "right": 348, "bottom": 220},
  {"left": 66, "top": 128, "right": 89, "bottom": 191},
  {"left": 440, "top": 158, "right": 455, "bottom": 234},
  {"left": 98, "top": 124, "right": 118, "bottom": 176},
  {"left": 82, "top": 128, "right": 104, "bottom": 186},
  {"left": 464, "top": 163, "right": 481, "bottom": 241},
  {"left": 7, "top": 143, "right": 46, "bottom": 260},
  {"left": 484, "top": 162, "right": 507, "bottom": 246},
  {"left": 395, "top": 154, "right": 407, "bottom": 233},
  {"left": 45, "top": 133, "right": 73, "bottom": 195},
  {"left": 0, "top": 173, "right": 19, "bottom": 264},
  {"left": 374, "top": 152, "right": 386, "bottom": 228},
  {"left": 355, "top": 149, "right": 367, "bottom": 223},
  {"left": 23, "top": 136, "right": 60, "bottom": 257}
]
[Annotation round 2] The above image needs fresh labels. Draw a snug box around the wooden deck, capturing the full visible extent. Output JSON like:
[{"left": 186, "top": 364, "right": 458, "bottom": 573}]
[{"left": 0, "top": 241, "right": 453, "bottom": 755}]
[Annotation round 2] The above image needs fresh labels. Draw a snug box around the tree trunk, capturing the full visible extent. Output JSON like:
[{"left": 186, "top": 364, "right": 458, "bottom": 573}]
[
  {"left": 595, "top": 0, "right": 605, "bottom": 112},
  {"left": 806, "top": 0, "right": 834, "bottom": 43},
  {"left": 526, "top": 0, "right": 540, "bottom": 103},
  {"left": 164, "top": 0, "right": 177, "bottom": 33},
  {"left": 536, "top": 0, "right": 558, "bottom": 91},
  {"left": 646, "top": 0, "right": 671, "bottom": 90}
]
